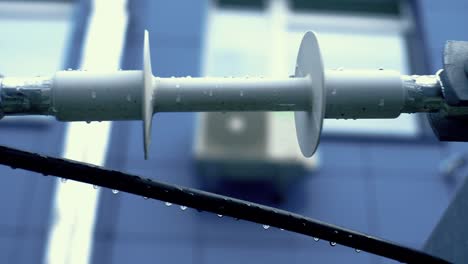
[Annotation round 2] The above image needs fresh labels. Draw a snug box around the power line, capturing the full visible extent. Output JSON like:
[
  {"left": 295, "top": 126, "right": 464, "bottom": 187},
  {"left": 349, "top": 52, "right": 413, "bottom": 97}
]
[{"left": 0, "top": 145, "right": 450, "bottom": 264}]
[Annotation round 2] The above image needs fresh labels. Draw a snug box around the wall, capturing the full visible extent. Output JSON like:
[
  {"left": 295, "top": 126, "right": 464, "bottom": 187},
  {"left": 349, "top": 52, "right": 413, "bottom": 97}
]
[
  {"left": 0, "top": 1, "right": 452, "bottom": 264},
  {"left": 33, "top": 1, "right": 468, "bottom": 264}
]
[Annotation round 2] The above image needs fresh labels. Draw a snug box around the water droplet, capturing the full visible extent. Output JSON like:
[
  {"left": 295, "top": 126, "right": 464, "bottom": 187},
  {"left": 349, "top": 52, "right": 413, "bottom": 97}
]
[
  {"left": 67, "top": 68, "right": 72, "bottom": 71},
  {"left": 280, "top": 228, "right": 284, "bottom": 231},
  {"left": 176, "top": 96, "right": 181, "bottom": 103},
  {"left": 180, "top": 205, "right": 187, "bottom": 211},
  {"left": 313, "top": 237, "right": 319, "bottom": 242},
  {"left": 331, "top": 89, "right": 337, "bottom": 95},
  {"left": 86, "top": 121, "right": 91, "bottom": 124},
  {"left": 175, "top": 84, "right": 180, "bottom": 88},
  {"left": 143, "top": 196, "right": 148, "bottom": 200},
  {"left": 165, "top": 202, "right": 172, "bottom": 206},
  {"left": 330, "top": 241, "right": 337, "bottom": 247},
  {"left": 209, "top": 90, "right": 213, "bottom": 96},
  {"left": 60, "top": 178, "right": 67, "bottom": 183},
  {"left": 355, "top": 249, "right": 361, "bottom": 253},
  {"left": 126, "top": 94, "right": 132, "bottom": 102},
  {"left": 378, "top": 67, "right": 384, "bottom": 70},
  {"left": 337, "top": 67, "right": 344, "bottom": 71},
  {"left": 217, "top": 214, "right": 223, "bottom": 218},
  {"left": 378, "top": 99, "right": 385, "bottom": 107},
  {"left": 240, "top": 91, "right": 244, "bottom": 96},
  {"left": 93, "top": 185, "right": 99, "bottom": 189},
  {"left": 263, "top": 225, "right": 270, "bottom": 230},
  {"left": 112, "top": 189, "right": 119, "bottom": 194},
  {"left": 91, "top": 91, "right": 96, "bottom": 99},
  {"left": 186, "top": 75, "right": 192, "bottom": 79}
]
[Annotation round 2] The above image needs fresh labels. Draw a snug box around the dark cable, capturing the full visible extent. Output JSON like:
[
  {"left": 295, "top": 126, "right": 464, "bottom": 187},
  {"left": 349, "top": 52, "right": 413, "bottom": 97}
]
[{"left": 0, "top": 145, "right": 450, "bottom": 264}]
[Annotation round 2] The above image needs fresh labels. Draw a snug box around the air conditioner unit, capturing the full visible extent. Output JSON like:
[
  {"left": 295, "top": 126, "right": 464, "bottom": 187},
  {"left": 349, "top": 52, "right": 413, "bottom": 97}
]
[{"left": 194, "top": 111, "right": 318, "bottom": 192}]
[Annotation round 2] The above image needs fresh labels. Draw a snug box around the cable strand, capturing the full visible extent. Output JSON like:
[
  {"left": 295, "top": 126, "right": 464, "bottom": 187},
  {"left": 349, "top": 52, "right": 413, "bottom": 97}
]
[{"left": 0, "top": 145, "right": 450, "bottom": 264}]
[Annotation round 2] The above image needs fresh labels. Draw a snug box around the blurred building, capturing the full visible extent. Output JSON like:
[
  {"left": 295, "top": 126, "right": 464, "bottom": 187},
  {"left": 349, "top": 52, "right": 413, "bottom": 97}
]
[{"left": 0, "top": 0, "right": 466, "bottom": 263}]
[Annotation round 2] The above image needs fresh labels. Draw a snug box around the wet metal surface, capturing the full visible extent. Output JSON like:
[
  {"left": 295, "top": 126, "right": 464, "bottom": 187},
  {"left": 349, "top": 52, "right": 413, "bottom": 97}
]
[
  {"left": 0, "top": 76, "right": 53, "bottom": 117},
  {"left": 401, "top": 74, "right": 444, "bottom": 113}
]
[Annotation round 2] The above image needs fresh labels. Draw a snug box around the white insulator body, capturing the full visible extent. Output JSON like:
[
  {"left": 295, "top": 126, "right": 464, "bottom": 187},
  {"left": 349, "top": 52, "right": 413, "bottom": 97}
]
[
  {"left": 50, "top": 70, "right": 406, "bottom": 121},
  {"left": 52, "top": 71, "right": 142, "bottom": 121},
  {"left": 154, "top": 77, "right": 311, "bottom": 112},
  {"left": 324, "top": 69, "right": 404, "bottom": 119}
]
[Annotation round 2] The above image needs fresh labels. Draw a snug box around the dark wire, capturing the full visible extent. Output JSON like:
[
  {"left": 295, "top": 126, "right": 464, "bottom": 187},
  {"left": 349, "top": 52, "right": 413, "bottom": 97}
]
[{"left": 0, "top": 145, "right": 450, "bottom": 264}]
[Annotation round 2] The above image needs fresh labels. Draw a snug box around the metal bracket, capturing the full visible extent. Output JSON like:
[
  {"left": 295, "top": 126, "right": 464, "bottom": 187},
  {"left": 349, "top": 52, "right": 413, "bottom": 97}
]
[
  {"left": 440, "top": 41, "right": 468, "bottom": 106},
  {"left": 428, "top": 41, "right": 468, "bottom": 141}
]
